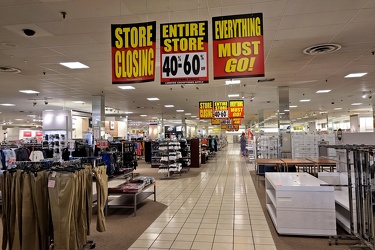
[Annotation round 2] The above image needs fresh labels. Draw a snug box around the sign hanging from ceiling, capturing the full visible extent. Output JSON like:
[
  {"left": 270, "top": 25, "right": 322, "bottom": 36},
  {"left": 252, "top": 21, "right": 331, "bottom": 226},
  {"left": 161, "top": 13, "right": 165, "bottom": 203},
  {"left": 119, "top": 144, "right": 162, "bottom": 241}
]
[
  {"left": 232, "top": 118, "right": 242, "bottom": 125},
  {"left": 211, "top": 119, "right": 221, "bottom": 125},
  {"left": 199, "top": 101, "right": 213, "bottom": 119},
  {"left": 160, "top": 21, "right": 209, "bottom": 85},
  {"left": 111, "top": 21, "right": 156, "bottom": 84},
  {"left": 212, "top": 13, "right": 264, "bottom": 79},
  {"left": 228, "top": 100, "right": 244, "bottom": 118},
  {"left": 213, "top": 101, "right": 229, "bottom": 119}
]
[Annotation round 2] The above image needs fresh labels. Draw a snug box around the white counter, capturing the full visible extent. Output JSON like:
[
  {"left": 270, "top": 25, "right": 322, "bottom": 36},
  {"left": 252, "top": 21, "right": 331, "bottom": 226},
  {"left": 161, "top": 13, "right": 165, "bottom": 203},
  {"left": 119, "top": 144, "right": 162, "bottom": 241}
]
[{"left": 265, "top": 172, "right": 336, "bottom": 236}]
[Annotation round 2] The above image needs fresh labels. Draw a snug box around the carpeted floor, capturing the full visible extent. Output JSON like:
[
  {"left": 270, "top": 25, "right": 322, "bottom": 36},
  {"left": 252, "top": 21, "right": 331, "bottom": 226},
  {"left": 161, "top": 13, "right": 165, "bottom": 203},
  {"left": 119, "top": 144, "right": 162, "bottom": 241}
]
[{"left": 248, "top": 170, "right": 365, "bottom": 250}]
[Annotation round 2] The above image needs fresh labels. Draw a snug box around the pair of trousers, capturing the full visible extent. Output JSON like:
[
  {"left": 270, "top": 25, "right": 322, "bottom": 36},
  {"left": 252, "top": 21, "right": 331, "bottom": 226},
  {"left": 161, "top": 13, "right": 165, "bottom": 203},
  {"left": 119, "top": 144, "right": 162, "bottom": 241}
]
[
  {"left": 48, "top": 171, "right": 78, "bottom": 250},
  {"left": 93, "top": 165, "right": 108, "bottom": 232}
]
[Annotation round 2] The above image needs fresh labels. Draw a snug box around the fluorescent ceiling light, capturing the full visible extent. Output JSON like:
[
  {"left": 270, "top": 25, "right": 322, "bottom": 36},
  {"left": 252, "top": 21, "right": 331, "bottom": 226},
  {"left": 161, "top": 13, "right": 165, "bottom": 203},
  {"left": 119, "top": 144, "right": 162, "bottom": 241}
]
[
  {"left": 225, "top": 80, "right": 241, "bottom": 85},
  {"left": 228, "top": 94, "right": 240, "bottom": 98},
  {"left": 118, "top": 86, "right": 135, "bottom": 90},
  {"left": 164, "top": 105, "right": 174, "bottom": 108},
  {"left": 345, "top": 73, "right": 367, "bottom": 78},
  {"left": 351, "top": 103, "right": 362, "bottom": 106},
  {"left": 299, "top": 99, "right": 310, "bottom": 102},
  {"left": 140, "top": 115, "right": 147, "bottom": 117},
  {"left": 279, "top": 112, "right": 285, "bottom": 115},
  {"left": 185, "top": 113, "right": 191, "bottom": 115},
  {"left": 284, "top": 109, "right": 289, "bottom": 112},
  {"left": 289, "top": 105, "right": 297, "bottom": 108},
  {"left": 191, "top": 116, "right": 197, "bottom": 118},
  {"left": 176, "top": 110, "right": 184, "bottom": 112},
  {"left": 297, "top": 118, "right": 301, "bottom": 120},
  {"left": 73, "top": 101, "right": 85, "bottom": 104},
  {"left": 147, "top": 97, "right": 159, "bottom": 101},
  {"left": 60, "top": 62, "right": 89, "bottom": 69},
  {"left": 124, "top": 112, "right": 133, "bottom": 114},
  {"left": 15, "top": 119, "right": 23, "bottom": 121},
  {"left": 334, "top": 108, "right": 342, "bottom": 110},
  {"left": 152, "top": 117, "right": 158, "bottom": 119},
  {"left": 19, "top": 90, "right": 39, "bottom": 94},
  {"left": 0, "top": 103, "right": 15, "bottom": 106},
  {"left": 316, "top": 90, "right": 331, "bottom": 93}
]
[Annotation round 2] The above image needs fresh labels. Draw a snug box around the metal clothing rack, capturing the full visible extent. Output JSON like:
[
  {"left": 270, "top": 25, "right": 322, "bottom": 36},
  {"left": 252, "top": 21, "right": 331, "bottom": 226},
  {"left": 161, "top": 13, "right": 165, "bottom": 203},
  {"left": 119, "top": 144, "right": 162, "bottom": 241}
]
[{"left": 320, "top": 144, "right": 375, "bottom": 249}]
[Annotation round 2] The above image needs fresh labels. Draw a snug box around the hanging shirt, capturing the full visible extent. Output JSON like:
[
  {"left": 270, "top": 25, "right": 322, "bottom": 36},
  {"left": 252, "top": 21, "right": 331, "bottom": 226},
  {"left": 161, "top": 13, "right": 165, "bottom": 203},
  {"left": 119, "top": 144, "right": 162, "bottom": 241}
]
[{"left": 29, "top": 151, "right": 44, "bottom": 161}]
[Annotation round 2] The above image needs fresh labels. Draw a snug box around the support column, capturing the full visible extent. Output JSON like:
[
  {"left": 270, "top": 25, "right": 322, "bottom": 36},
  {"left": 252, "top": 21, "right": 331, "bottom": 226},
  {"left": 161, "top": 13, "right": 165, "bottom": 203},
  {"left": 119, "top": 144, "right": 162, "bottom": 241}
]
[
  {"left": 258, "top": 109, "right": 265, "bottom": 132},
  {"left": 278, "top": 86, "right": 291, "bottom": 158},
  {"left": 92, "top": 95, "right": 105, "bottom": 140}
]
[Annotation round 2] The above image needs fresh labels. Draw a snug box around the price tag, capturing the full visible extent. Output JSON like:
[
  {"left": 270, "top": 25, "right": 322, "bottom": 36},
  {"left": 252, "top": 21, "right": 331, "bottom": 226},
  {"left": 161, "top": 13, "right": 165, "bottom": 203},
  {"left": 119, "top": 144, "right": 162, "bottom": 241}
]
[
  {"left": 161, "top": 52, "right": 207, "bottom": 79},
  {"left": 48, "top": 179, "right": 56, "bottom": 188},
  {"left": 214, "top": 110, "right": 228, "bottom": 119}
]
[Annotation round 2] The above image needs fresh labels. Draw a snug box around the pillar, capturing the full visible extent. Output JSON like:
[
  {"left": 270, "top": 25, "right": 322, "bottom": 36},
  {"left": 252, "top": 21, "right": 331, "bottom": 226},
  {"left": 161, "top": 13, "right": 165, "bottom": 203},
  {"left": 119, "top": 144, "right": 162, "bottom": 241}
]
[
  {"left": 92, "top": 95, "right": 105, "bottom": 140},
  {"left": 278, "top": 86, "right": 291, "bottom": 158}
]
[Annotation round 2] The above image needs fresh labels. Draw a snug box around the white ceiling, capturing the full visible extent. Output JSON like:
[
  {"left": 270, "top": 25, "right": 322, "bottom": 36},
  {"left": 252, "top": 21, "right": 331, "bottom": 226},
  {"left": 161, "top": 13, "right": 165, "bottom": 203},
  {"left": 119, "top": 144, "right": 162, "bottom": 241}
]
[{"left": 0, "top": 0, "right": 374, "bottom": 128}]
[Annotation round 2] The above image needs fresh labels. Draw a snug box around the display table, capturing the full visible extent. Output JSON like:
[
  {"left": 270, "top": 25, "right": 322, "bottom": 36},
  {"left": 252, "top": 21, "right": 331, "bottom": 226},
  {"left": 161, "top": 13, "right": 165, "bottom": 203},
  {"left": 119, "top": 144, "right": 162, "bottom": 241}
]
[
  {"left": 106, "top": 182, "right": 156, "bottom": 216},
  {"left": 281, "top": 158, "right": 316, "bottom": 173},
  {"left": 306, "top": 158, "right": 337, "bottom": 172},
  {"left": 265, "top": 172, "right": 336, "bottom": 236}
]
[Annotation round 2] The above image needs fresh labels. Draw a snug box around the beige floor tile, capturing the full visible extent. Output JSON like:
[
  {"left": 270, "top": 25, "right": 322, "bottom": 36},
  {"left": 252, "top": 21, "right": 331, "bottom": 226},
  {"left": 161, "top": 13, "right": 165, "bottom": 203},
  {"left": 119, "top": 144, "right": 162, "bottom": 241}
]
[
  {"left": 131, "top": 239, "right": 155, "bottom": 248},
  {"left": 191, "top": 241, "right": 213, "bottom": 250},
  {"left": 253, "top": 237, "right": 275, "bottom": 245},
  {"left": 175, "top": 234, "right": 196, "bottom": 241},
  {"left": 166, "top": 222, "right": 185, "bottom": 228},
  {"left": 234, "top": 229, "right": 252, "bottom": 237},
  {"left": 254, "top": 245, "right": 277, "bottom": 250},
  {"left": 185, "top": 218, "right": 203, "bottom": 223},
  {"left": 162, "top": 227, "right": 181, "bottom": 234},
  {"left": 234, "top": 243, "right": 255, "bottom": 250},
  {"left": 171, "top": 241, "right": 193, "bottom": 249},
  {"left": 212, "top": 242, "right": 233, "bottom": 250},
  {"left": 194, "top": 234, "right": 214, "bottom": 242},
  {"left": 214, "top": 235, "right": 233, "bottom": 243},
  {"left": 197, "top": 227, "right": 216, "bottom": 235},
  {"left": 151, "top": 240, "right": 174, "bottom": 249},
  {"left": 182, "top": 222, "right": 200, "bottom": 229},
  {"left": 216, "top": 223, "right": 234, "bottom": 230},
  {"left": 179, "top": 228, "right": 198, "bottom": 235},
  {"left": 199, "top": 223, "right": 217, "bottom": 229},
  {"left": 252, "top": 230, "right": 272, "bottom": 237},
  {"left": 215, "top": 229, "right": 234, "bottom": 236},
  {"left": 156, "top": 233, "right": 178, "bottom": 241},
  {"left": 144, "top": 227, "right": 164, "bottom": 234},
  {"left": 138, "top": 233, "right": 160, "bottom": 240},
  {"left": 251, "top": 224, "right": 271, "bottom": 231},
  {"left": 234, "top": 236, "right": 253, "bottom": 244}
]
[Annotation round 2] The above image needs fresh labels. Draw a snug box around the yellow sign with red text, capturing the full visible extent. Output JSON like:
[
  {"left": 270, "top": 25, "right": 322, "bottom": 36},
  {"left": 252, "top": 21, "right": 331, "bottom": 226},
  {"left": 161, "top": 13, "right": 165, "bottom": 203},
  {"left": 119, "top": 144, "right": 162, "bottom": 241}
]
[
  {"left": 228, "top": 100, "right": 244, "bottom": 118},
  {"left": 199, "top": 101, "right": 213, "bottom": 119}
]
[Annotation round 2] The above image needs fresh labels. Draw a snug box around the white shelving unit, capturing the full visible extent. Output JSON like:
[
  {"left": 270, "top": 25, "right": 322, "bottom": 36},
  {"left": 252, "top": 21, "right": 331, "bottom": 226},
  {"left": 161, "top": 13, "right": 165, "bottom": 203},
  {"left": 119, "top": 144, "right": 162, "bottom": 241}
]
[{"left": 265, "top": 172, "right": 336, "bottom": 236}]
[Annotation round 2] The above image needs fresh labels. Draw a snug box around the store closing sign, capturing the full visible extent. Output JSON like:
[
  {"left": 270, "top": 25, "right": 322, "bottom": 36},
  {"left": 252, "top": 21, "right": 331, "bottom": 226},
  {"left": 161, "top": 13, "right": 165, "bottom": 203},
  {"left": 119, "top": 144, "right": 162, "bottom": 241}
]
[
  {"left": 111, "top": 22, "right": 156, "bottom": 84},
  {"left": 199, "top": 101, "right": 213, "bottom": 119},
  {"left": 160, "top": 21, "right": 209, "bottom": 84},
  {"left": 228, "top": 100, "right": 244, "bottom": 118},
  {"left": 212, "top": 13, "right": 264, "bottom": 79},
  {"left": 213, "top": 101, "right": 228, "bottom": 118},
  {"left": 211, "top": 119, "right": 221, "bottom": 125}
]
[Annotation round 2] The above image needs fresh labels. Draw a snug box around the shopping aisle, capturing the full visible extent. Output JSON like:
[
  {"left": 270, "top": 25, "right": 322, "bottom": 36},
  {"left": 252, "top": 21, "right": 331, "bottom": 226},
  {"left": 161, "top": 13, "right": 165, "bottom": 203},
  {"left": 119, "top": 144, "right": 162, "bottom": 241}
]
[{"left": 129, "top": 144, "right": 276, "bottom": 250}]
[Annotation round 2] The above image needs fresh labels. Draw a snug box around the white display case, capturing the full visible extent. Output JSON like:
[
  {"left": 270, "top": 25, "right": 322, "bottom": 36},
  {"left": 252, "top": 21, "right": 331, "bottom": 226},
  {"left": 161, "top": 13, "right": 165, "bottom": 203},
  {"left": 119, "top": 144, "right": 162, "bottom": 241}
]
[{"left": 265, "top": 172, "right": 336, "bottom": 236}]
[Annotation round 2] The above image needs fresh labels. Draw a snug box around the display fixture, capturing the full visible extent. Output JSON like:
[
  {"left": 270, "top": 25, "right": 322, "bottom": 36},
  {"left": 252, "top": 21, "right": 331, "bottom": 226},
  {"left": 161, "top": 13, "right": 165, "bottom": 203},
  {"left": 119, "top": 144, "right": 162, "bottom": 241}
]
[
  {"left": 158, "top": 141, "right": 182, "bottom": 179},
  {"left": 189, "top": 138, "right": 201, "bottom": 168},
  {"left": 151, "top": 141, "right": 161, "bottom": 168},
  {"left": 107, "top": 176, "right": 156, "bottom": 216},
  {"left": 265, "top": 172, "right": 336, "bottom": 236},
  {"left": 256, "top": 135, "right": 280, "bottom": 159},
  {"left": 319, "top": 144, "right": 375, "bottom": 248},
  {"left": 291, "top": 134, "right": 335, "bottom": 158}
]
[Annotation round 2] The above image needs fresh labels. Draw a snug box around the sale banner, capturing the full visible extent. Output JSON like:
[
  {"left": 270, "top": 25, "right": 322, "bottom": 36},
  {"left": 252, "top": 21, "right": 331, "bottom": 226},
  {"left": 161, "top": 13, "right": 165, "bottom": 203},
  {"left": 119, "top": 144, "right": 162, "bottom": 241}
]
[
  {"left": 160, "top": 21, "right": 209, "bottom": 84},
  {"left": 232, "top": 118, "right": 242, "bottom": 125},
  {"left": 221, "top": 119, "right": 232, "bottom": 125},
  {"left": 212, "top": 13, "right": 264, "bottom": 79},
  {"left": 211, "top": 119, "right": 221, "bottom": 125},
  {"left": 111, "top": 21, "right": 156, "bottom": 84},
  {"left": 213, "top": 101, "right": 229, "bottom": 119},
  {"left": 228, "top": 100, "right": 244, "bottom": 118},
  {"left": 199, "top": 101, "right": 213, "bottom": 119}
]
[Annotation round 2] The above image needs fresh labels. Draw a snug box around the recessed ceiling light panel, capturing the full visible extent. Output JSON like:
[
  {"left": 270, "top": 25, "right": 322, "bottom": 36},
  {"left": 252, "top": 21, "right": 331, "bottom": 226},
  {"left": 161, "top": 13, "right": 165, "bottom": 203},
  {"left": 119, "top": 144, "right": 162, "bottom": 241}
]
[
  {"left": 345, "top": 73, "right": 367, "bottom": 78},
  {"left": 164, "top": 105, "right": 174, "bottom": 107},
  {"left": 147, "top": 97, "right": 159, "bottom": 101},
  {"left": 19, "top": 90, "right": 39, "bottom": 94},
  {"left": 118, "top": 86, "right": 135, "bottom": 90},
  {"left": 299, "top": 99, "right": 310, "bottom": 102},
  {"left": 225, "top": 80, "right": 241, "bottom": 85},
  {"left": 0, "top": 103, "right": 15, "bottom": 106},
  {"left": 316, "top": 90, "right": 331, "bottom": 93},
  {"left": 60, "top": 62, "right": 89, "bottom": 69},
  {"left": 228, "top": 94, "right": 240, "bottom": 98},
  {"left": 351, "top": 103, "right": 362, "bottom": 106}
]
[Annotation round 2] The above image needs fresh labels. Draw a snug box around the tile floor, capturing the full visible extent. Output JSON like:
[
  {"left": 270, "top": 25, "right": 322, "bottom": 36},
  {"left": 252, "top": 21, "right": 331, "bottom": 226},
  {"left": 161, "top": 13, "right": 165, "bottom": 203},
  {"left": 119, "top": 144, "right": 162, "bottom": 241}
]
[{"left": 129, "top": 144, "right": 276, "bottom": 250}]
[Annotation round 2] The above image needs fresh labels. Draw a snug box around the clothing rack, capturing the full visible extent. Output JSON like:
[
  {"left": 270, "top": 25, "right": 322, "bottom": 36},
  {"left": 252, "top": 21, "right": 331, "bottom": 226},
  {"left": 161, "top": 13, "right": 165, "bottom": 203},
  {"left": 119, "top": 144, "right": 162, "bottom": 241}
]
[
  {"left": 1, "top": 159, "right": 103, "bottom": 249},
  {"left": 320, "top": 144, "right": 375, "bottom": 249}
]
